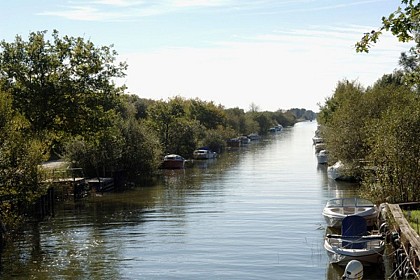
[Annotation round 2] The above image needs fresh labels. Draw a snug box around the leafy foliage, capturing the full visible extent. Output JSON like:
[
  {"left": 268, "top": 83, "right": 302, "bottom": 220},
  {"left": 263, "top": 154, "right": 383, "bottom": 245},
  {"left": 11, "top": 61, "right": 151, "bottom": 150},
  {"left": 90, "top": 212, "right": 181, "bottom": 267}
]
[
  {"left": 0, "top": 30, "right": 127, "bottom": 137},
  {"left": 0, "top": 92, "right": 49, "bottom": 228},
  {"left": 318, "top": 77, "right": 420, "bottom": 203},
  {"left": 355, "top": 0, "right": 420, "bottom": 53},
  {"left": 0, "top": 30, "right": 307, "bottom": 230}
]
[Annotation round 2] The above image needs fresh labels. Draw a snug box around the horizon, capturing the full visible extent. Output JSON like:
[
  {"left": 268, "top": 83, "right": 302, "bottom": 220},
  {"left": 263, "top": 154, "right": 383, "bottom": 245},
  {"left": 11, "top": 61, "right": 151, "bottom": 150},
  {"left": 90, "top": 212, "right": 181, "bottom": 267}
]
[{"left": 1, "top": 1, "right": 413, "bottom": 112}]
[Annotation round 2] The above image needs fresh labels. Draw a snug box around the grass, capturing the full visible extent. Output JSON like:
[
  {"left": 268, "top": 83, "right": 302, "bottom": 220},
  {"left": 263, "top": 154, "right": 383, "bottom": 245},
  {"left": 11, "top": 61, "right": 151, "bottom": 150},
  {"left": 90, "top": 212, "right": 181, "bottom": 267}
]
[{"left": 404, "top": 210, "right": 420, "bottom": 234}]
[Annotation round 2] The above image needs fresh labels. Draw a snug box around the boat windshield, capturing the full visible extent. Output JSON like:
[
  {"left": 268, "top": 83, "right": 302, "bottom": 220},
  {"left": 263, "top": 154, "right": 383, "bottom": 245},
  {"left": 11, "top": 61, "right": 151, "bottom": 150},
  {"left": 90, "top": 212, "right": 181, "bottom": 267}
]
[{"left": 326, "top": 197, "right": 374, "bottom": 208}]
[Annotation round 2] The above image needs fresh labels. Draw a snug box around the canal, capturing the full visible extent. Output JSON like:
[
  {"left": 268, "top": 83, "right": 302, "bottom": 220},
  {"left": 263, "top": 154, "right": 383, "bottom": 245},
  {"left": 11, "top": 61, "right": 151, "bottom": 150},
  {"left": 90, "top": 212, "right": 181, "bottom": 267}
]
[{"left": 0, "top": 121, "right": 383, "bottom": 279}]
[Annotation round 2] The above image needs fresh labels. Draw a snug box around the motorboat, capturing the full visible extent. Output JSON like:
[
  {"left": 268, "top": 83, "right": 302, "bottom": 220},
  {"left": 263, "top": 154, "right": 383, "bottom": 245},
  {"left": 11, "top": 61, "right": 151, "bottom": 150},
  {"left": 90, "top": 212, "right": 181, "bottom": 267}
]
[
  {"left": 193, "top": 148, "right": 217, "bottom": 160},
  {"left": 324, "top": 215, "right": 385, "bottom": 266},
  {"left": 247, "top": 133, "right": 261, "bottom": 141},
  {"left": 269, "top": 124, "right": 283, "bottom": 133},
  {"left": 316, "top": 150, "right": 328, "bottom": 164},
  {"left": 226, "top": 138, "right": 241, "bottom": 147},
  {"left": 161, "top": 154, "right": 185, "bottom": 169},
  {"left": 327, "top": 161, "right": 355, "bottom": 181},
  {"left": 322, "top": 197, "right": 379, "bottom": 228},
  {"left": 314, "top": 143, "right": 326, "bottom": 154},
  {"left": 239, "top": 135, "right": 251, "bottom": 145}
]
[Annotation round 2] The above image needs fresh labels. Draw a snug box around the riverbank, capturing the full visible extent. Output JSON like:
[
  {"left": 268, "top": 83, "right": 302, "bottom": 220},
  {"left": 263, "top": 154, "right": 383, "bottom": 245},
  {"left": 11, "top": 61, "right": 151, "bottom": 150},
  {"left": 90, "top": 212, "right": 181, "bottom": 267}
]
[{"left": 384, "top": 203, "right": 420, "bottom": 278}]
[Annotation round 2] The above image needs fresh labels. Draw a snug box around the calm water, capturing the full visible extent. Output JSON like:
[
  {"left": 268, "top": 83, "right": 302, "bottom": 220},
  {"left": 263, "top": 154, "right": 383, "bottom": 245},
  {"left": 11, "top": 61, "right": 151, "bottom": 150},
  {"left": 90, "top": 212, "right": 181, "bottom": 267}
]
[{"left": 0, "top": 121, "right": 381, "bottom": 279}]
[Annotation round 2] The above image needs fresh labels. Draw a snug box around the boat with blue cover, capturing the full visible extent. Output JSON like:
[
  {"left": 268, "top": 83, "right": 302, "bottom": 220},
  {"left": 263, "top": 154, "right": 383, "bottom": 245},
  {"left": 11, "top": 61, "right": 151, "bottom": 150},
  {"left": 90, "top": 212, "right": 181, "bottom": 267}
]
[{"left": 324, "top": 215, "right": 385, "bottom": 266}]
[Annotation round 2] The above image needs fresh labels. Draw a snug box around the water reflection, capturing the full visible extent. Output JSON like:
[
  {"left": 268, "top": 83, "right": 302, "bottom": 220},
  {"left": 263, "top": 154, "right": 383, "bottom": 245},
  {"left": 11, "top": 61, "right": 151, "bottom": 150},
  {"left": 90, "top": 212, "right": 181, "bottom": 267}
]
[
  {"left": 0, "top": 121, "right": 387, "bottom": 279},
  {"left": 319, "top": 172, "right": 387, "bottom": 279}
]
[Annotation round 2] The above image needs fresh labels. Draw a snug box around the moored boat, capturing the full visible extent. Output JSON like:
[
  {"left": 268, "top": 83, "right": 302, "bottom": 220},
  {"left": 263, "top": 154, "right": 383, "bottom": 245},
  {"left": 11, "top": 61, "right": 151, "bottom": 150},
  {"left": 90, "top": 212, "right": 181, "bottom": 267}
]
[
  {"left": 193, "top": 148, "right": 217, "bottom": 160},
  {"left": 324, "top": 216, "right": 385, "bottom": 266},
  {"left": 314, "top": 142, "right": 326, "bottom": 154},
  {"left": 161, "top": 154, "right": 185, "bottom": 169},
  {"left": 226, "top": 138, "right": 241, "bottom": 147},
  {"left": 322, "top": 197, "right": 379, "bottom": 228},
  {"left": 316, "top": 149, "right": 328, "bottom": 164},
  {"left": 327, "top": 161, "right": 356, "bottom": 181},
  {"left": 247, "top": 133, "right": 261, "bottom": 141},
  {"left": 239, "top": 135, "right": 250, "bottom": 144}
]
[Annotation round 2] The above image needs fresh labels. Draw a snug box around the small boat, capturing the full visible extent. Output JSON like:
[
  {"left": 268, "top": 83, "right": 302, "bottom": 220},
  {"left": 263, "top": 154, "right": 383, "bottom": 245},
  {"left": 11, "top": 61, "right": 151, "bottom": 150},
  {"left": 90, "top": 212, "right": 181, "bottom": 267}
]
[
  {"left": 322, "top": 197, "right": 379, "bottom": 228},
  {"left": 312, "top": 136, "right": 323, "bottom": 144},
  {"left": 314, "top": 143, "right": 326, "bottom": 154},
  {"left": 247, "top": 133, "right": 261, "bottom": 141},
  {"left": 239, "top": 135, "right": 250, "bottom": 145},
  {"left": 269, "top": 124, "right": 283, "bottom": 133},
  {"left": 327, "top": 161, "right": 356, "bottom": 181},
  {"left": 161, "top": 154, "right": 185, "bottom": 169},
  {"left": 324, "top": 215, "right": 385, "bottom": 266},
  {"left": 316, "top": 150, "right": 328, "bottom": 164},
  {"left": 193, "top": 148, "right": 217, "bottom": 160},
  {"left": 226, "top": 138, "right": 241, "bottom": 147},
  {"left": 86, "top": 177, "right": 114, "bottom": 192}
]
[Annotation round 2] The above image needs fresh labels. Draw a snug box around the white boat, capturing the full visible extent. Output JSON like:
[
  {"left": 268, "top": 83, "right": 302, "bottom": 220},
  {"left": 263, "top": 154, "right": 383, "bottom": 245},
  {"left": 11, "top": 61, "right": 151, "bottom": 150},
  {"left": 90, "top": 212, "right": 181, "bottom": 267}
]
[
  {"left": 324, "top": 215, "right": 385, "bottom": 266},
  {"left": 322, "top": 197, "right": 379, "bottom": 228},
  {"left": 193, "top": 148, "right": 217, "bottom": 160},
  {"left": 316, "top": 150, "right": 328, "bottom": 164},
  {"left": 314, "top": 143, "right": 326, "bottom": 154},
  {"left": 269, "top": 124, "right": 283, "bottom": 133},
  {"left": 327, "top": 161, "right": 355, "bottom": 181},
  {"left": 312, "top": 136, "right": 323, "bottom": 144},
  {"left": 248, "top": 133, "right": 261, "bottom": 141},
  {"left": 239, "top": 135, "right": 251, "bottom": 144}
]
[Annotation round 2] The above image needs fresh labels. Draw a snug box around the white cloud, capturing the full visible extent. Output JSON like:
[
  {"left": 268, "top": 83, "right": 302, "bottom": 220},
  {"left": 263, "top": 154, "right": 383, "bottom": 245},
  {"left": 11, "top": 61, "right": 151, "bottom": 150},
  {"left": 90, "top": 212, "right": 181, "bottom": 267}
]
[
  {"left": 91, "top": 0, "right": 145, "bottom": 7},
  {"left": 170, "top": 0, "right": 234, "bottom": 8},
  {"left": 120, "top": 26, "right": 410, "bottom": 112},
  {"left": 38, "top": 0, "right": 236, "bottom": 21},
  {"left": 38, "top": 0, "right": 388, "bottom": 22},
  {"left": 38, "top": 5, "right": 113, "bottom": 21}
]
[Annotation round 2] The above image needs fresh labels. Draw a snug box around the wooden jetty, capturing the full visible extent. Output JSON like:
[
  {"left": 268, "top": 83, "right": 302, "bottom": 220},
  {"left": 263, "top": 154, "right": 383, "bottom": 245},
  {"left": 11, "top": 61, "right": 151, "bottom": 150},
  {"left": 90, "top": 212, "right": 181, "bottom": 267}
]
[
  {"left": 86, "top": 177, "right": 114, "bottom": 193},
  {"left": 40, "top": 160, "right": 89, "bottom": 199},
  {"left": 384, "top": 203, "right": 420, "bottom": 279}
]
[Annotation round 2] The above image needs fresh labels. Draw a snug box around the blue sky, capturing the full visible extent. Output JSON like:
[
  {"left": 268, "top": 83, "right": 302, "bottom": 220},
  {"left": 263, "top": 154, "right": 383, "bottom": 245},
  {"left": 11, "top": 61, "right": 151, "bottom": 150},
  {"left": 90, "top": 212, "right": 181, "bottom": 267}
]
[{"left": 1, "top": 0, "right": 412, "bottom": 111}]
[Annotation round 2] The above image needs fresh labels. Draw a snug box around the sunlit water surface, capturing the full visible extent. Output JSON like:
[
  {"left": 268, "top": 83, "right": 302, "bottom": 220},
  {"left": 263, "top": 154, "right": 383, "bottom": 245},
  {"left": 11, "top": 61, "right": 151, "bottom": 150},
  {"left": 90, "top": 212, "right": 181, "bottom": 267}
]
[{"left": 0, "top": 121, "right": 384, "bottom": 279}]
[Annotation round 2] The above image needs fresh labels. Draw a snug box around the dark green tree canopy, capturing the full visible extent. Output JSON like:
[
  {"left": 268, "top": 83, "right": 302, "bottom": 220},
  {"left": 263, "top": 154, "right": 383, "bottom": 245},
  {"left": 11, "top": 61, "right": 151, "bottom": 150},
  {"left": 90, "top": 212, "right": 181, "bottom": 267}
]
[{"left": 0, "top": 30, "right": 128, "bottom": 134}]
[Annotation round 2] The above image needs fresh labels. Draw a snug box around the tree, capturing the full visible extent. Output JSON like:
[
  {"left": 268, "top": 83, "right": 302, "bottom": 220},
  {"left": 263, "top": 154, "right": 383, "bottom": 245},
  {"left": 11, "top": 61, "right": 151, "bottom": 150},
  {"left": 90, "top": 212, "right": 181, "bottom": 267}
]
[
  {"left": 355, "top": 0, "right": 420, "bottom": 53},
  {"left": 318, "top": 80, "right": 367, "bottom": 172},
  {"left": 356, "top": 1, "right": 420, "bottom": 90},
  {"left": 146, "top": 98, "right": 185, "bottom": 154},
  {"left": 364, "top": 89, "right": 420, "bottom": 203},
  {"left": 188, "top": 98, "right": 226, "bottom": 130},
  {"left": 252, "top": 113, "right": 272, "bottom": 135},
  {"left": 63, "top": 116, "right": 125, "bottom": 178},
  {"left": 0, "top": 91, "right": 49, "bottom": 228},
  {"left": 224, "top": 107, "right": 247, "bottom": 134},
  {"left": 0, "top": 30, "right": 127, "bottom": 139},
  {"left": 119, "top": 118, "right": 162, "bottom": 176}
]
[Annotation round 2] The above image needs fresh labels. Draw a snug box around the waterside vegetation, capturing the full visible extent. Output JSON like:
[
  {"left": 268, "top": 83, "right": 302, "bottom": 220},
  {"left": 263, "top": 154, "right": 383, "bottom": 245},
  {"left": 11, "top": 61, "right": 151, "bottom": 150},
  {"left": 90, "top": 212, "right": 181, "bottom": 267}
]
[
  {"left": 318, "top": 0, "right": 420, "bottom": 205},
  {"left": 0, "top": 30, "right": 315, "bottom": 231}
]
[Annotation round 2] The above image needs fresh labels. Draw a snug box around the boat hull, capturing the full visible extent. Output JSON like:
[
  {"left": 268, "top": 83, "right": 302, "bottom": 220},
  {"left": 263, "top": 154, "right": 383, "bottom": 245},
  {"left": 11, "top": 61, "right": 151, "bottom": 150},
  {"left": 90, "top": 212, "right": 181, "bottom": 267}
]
[
  {"left": 192, "top": 149, "right": 217, "bottom": 160},
  {"left": 324, "top": 238, "right": 384, "bottom": 266},
  {"left": 161, "top": 160, "right": 185, "bottom": 169},
  {"left": 322, "top": 197, "right": 379, "bottom": 228},
  {"left": 316, "top": 150, "right": 328, "bottom": 164},
  {"left": 161, "top": 154, "right": 185, "bottom": 169}
]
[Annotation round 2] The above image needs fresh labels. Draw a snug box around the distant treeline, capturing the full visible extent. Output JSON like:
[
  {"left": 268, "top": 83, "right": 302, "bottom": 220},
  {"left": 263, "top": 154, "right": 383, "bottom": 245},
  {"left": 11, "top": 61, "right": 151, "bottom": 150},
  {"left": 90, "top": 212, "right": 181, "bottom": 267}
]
[{"left": 0, "top": 30, "right": 315, "bottom": 229}]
